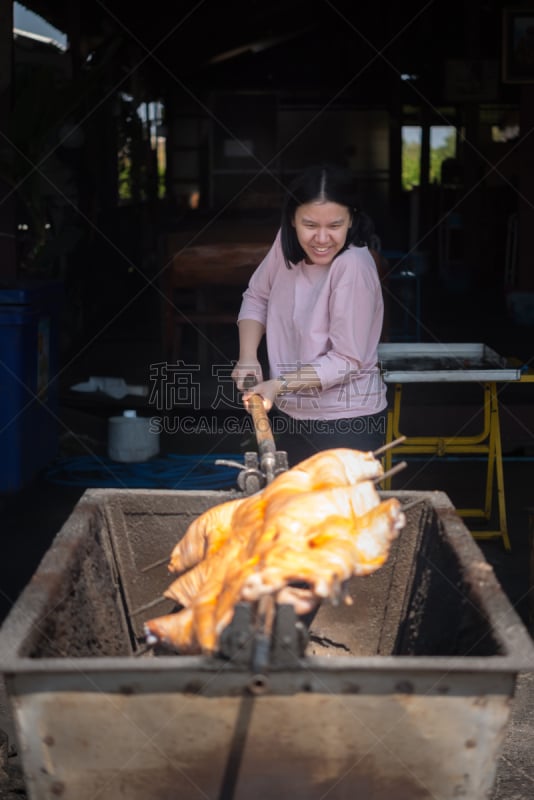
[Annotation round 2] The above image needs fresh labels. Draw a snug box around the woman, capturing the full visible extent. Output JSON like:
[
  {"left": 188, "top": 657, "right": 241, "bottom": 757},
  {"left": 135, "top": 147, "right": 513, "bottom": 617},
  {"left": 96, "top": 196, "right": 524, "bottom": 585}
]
[{"left": 231, "top": 163, "right": 387, "bottom": 465}]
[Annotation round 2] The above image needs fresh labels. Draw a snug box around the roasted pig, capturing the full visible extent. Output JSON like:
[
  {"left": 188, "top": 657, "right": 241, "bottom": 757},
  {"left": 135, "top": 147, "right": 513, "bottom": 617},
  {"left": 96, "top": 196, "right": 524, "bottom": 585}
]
[
  {"left": 145, "top": 448, "right": 404, "bottom": 655},
  {"left": 167, "top": 447, "right": 384, "bottom": 574}
]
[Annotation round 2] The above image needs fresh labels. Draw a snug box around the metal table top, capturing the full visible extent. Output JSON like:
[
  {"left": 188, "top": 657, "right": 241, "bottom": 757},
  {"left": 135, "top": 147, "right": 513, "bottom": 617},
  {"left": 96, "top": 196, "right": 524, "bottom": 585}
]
[{"left": 377, "top": 343, "right": 523, "bottom": 383}]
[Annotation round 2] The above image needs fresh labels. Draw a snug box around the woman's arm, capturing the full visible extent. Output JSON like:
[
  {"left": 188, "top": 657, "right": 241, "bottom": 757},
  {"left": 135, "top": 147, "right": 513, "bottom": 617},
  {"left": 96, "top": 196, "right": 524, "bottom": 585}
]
[
  {"left": 242, "top": 365, "right": 323, "bottom": 412},
  {"left": 231, "top": 319, "right": 266, "bottom": 390},
  {"left": 235, "top": 318, "right": 323, "bottom": 412},
  {"left": 232, "top": 233, "right": 282, "bottom": 391}
]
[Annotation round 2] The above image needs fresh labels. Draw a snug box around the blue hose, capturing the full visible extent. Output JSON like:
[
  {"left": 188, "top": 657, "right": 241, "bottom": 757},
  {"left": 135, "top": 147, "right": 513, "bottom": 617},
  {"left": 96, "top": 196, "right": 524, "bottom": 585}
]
[
  {"left": 45, "top": 453, "right": 245, "bottom": 490},
  {"left": 45, "top": 452, "right": 533, "bottom": 490}
]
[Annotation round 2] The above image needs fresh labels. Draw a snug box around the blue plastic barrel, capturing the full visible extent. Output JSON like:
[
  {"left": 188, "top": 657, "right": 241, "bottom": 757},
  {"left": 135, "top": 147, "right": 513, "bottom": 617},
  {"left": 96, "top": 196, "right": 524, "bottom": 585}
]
[{"left": 0, "top": 281, "right": 63, "bottom": 493}]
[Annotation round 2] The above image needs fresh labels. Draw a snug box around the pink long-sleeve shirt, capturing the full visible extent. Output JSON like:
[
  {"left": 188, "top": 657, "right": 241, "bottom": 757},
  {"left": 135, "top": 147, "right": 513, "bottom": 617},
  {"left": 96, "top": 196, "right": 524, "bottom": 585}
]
[{"left": 237, "top": 231, "right": 387, "bottom": 420}]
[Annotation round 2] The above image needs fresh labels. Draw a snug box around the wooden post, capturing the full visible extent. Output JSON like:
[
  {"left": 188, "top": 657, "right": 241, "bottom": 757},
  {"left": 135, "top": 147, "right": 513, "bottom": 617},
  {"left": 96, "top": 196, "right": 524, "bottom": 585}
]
[{"left": 516, "top": 85, "right": 534, "bottom": 291}]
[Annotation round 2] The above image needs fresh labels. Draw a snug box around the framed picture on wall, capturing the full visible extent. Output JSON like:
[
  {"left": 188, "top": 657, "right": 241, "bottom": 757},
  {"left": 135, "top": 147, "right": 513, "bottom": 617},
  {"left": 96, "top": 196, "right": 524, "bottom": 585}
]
[{"left": 502, "top": 9, "right": 534, "bottom": 83}]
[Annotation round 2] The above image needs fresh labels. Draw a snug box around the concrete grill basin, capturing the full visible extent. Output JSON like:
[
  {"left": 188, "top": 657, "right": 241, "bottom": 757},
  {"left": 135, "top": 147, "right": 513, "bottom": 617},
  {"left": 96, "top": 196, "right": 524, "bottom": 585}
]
[{"left": 0, "top": 487, "right": 533, "bottom": 800}]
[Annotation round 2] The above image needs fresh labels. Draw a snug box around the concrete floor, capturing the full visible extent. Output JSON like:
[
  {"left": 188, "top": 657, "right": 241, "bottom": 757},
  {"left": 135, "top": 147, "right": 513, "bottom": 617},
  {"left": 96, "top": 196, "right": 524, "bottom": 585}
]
[{"left": 1, "top": 276, "right": 533, "bottom": 797}]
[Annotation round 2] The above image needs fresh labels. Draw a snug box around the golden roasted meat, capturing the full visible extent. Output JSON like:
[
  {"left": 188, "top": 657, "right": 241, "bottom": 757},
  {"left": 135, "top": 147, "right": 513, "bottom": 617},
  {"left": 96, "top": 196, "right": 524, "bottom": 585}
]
[
  {"left": 241, "top": 498, "right": 405, "bottom": 603},
  {"left": 144, "top": 608, "right": 196, "bottom": 652},
  {"left": 144, "top": 448, "right": 403, "bottom": 655},
  {"left": 168, "top": 496, "right": 246, "bottom": 574},
  {"left": 257, "top": 480, "right": 381, "bottom": 551},
  {"left": 162, "top": 479, "right": 380, "bottom": 614},
  {"left": 167, "top": 448, "right": 383, "bottom": 575}
]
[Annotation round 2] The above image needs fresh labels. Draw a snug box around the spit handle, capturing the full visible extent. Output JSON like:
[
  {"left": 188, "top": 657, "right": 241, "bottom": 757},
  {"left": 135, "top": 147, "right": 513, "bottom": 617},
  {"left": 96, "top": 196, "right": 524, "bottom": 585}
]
[
  {"left": 247, "top": 395, "right": 276, "bottom": 452},
  {"left": 243, "top": 375, "right": 277, "bottom": 483}
]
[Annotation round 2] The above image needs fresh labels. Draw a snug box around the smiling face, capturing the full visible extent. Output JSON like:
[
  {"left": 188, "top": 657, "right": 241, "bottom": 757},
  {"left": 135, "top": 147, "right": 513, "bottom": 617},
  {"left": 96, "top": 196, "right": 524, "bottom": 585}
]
[{"left": 292, "top": 201, "right": 352, "bottom": 266}]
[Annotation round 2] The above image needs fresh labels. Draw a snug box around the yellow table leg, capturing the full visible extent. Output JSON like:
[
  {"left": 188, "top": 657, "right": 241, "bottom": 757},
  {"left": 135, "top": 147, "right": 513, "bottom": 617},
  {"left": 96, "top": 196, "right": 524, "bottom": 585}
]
[
  {"left": 384, "top": 381, "right": 511, "bottom": 550},
  {"left": 383, "top": 408, "right": 395, "bottom": 489},
  {"left": 471, "top": 383, "right": 511, "bottom": 550}
]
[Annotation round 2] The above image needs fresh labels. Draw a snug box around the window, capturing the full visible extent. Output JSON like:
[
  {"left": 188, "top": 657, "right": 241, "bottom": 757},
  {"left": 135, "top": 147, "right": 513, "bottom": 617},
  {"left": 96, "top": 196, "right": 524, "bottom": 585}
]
[
  {"left": 401, "top": 126, "right": 422, "bottom": 190},
  {"left": 402, "top": 124, "right": 457, "bottom": 190},
  {"left": 118, "top": 98, "right": 166, "bottom": 203},
  {"left": 429, "top": 126, "right": 457, "bottom": 183}
]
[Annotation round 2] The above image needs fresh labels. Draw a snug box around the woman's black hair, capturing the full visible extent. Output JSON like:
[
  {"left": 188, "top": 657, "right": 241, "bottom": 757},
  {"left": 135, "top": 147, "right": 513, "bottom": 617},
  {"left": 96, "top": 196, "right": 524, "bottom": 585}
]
[{"left": 280, "top": 163, "right": 375, "bottom": 268}]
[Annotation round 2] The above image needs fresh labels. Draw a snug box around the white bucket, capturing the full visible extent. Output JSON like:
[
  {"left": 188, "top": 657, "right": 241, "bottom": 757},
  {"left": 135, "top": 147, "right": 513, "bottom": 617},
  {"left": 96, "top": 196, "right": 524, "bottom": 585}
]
[{"left": 108, "top": 410, "right": 160, "bottom": 463}]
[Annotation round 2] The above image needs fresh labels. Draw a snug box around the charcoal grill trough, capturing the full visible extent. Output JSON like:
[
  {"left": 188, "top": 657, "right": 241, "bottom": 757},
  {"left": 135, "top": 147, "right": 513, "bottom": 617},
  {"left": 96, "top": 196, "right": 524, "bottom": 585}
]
[{"left": 0, "top": 485, "right": 533, "bottom": 800}]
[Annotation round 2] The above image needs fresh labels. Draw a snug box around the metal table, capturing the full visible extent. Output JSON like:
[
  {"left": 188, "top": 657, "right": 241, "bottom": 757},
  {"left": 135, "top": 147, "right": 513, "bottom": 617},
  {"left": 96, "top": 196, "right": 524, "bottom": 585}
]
[{"left": 378, "top": 343, "right": 529, "bottom": 550}]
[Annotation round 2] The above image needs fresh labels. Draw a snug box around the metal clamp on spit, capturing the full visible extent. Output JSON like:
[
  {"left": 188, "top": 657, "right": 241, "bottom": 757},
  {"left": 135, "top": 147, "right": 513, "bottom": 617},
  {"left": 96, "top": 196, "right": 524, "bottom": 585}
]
[
  {"left": 218, "top": 596, "right": 308, "bottom": 672},
  {"left": 216, "top": 375, "right": 289, "bottom": 494}
]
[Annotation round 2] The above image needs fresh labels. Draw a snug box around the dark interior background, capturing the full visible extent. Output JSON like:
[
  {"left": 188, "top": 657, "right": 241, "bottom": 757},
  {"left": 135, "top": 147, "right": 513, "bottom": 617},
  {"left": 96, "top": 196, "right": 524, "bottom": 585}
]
[{"left": 2, "top": 0, "right": 534, "bottom": 358}]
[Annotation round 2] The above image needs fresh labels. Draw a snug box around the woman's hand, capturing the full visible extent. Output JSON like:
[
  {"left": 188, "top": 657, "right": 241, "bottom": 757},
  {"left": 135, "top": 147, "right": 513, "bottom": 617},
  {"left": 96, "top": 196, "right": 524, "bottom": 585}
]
[
  {"left": 231, "top": 360, "right": 263, "bottom": 392},
  {"left": 242, "top": 378, "right": 280, "bottom": 412}
]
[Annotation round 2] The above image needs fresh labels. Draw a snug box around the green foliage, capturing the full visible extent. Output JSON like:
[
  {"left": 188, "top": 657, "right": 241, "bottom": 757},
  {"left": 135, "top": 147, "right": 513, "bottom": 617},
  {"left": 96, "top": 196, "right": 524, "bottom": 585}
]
[
  {"left": 402, "top": 141, "right": 421, "bottom": 191},
  {"left": 402, "top": 130, "right": 457, "bottom": 191},
  {"left": 117, "top": 98, "right": 166, "bottom": 203},
  {"left": 430, "top": 131, "right": 456, "bottom": 183}
]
